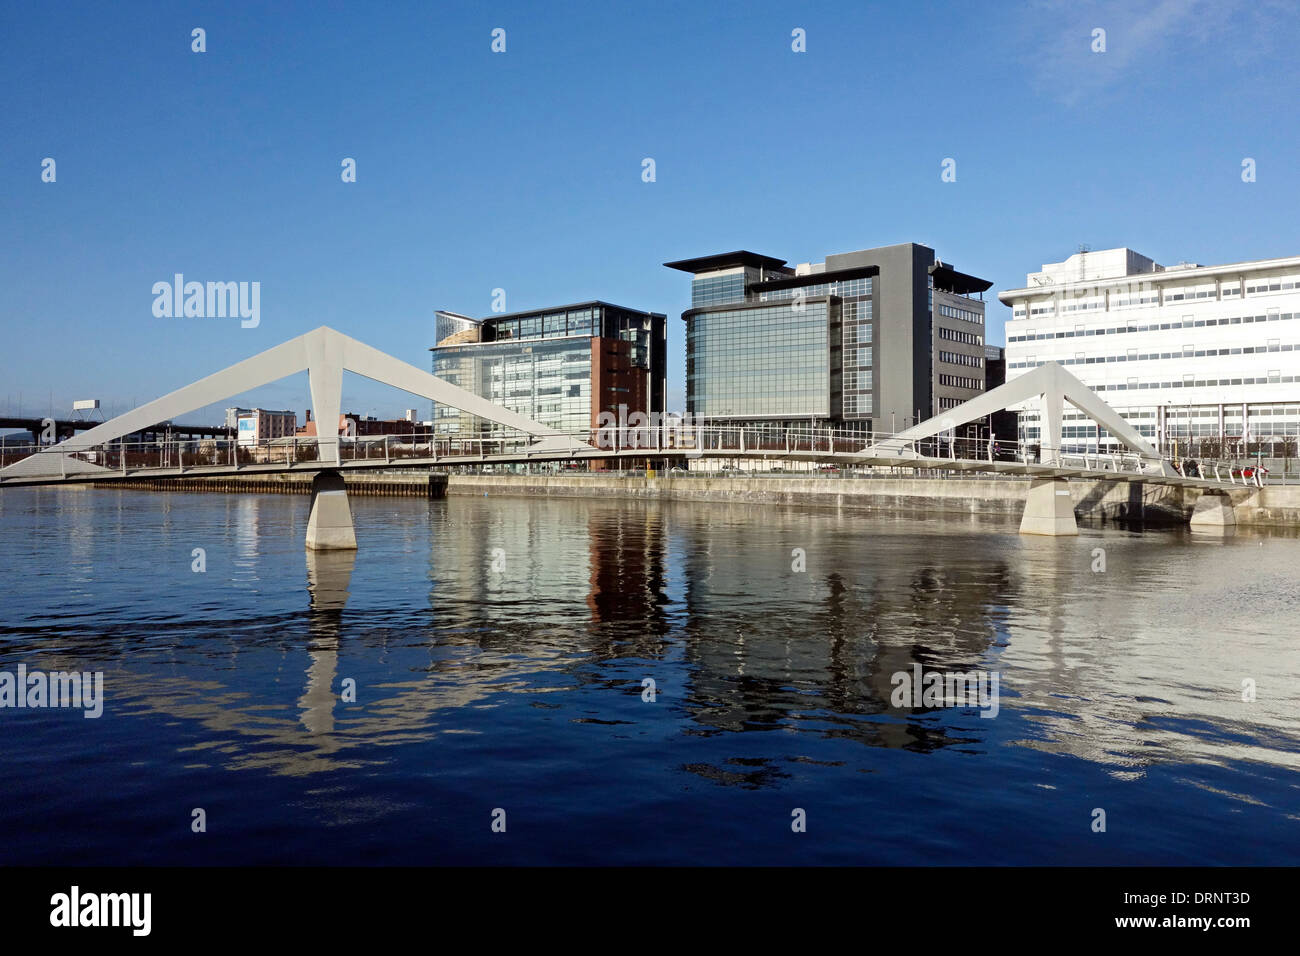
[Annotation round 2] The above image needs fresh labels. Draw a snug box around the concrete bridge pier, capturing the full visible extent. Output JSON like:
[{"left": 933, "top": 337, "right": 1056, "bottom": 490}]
[
  {"left": 305, "top": 470, "right": 357, "bottom": 551},
  {"left": 1189, "top": 490, "right": 1237, "bottom": 532},
  {"left": 1019, "top": 477, "right": 1079, "bottom": 536}
]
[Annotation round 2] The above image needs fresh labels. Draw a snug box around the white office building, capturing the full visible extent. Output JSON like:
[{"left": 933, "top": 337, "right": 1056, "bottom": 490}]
[{"left": 999, "top": 248, "right": 1300, "bottom": 458}]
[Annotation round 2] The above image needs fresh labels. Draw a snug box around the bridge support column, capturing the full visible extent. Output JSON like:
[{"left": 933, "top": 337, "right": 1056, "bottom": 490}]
[
  {"left": 1019, "top": 477, "right": 1078, "bottom": 536},
  {"left": 1189, "top": 490, "right": 1236, "bottom": 532},
  {"left": 305, "top": 470, "right": 357, "bottom": 551}
]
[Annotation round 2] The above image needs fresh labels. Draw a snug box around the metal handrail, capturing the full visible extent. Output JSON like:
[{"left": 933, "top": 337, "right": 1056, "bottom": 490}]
[{"left": 0, "top": 424, "right": 1268, "bottom": 487}]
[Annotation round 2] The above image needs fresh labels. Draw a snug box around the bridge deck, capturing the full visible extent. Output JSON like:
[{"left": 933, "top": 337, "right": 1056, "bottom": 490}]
[{"left": 0, "top": 446, "right": 1252, "bottom": 492}]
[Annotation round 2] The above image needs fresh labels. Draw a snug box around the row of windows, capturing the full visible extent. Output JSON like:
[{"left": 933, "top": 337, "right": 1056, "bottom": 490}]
[
  {"left": 1021, "top": 414, "right": 1300, "bottom": 447},
  {"left": 687, "top": 359, "right": 827, "bottom": 379},
  {"left": 841, "top": 298, "right": 872, "bottom": 322},
  {"left": 691, "top": 274, "right": 746, "bottom": 307},
  {"left": 758, "top": 277, "right": 873, "bottom": 303},
  {"left": 1107, "top": 292, "right": 1161, "bottom": 309},
  {"left": 938, "top": 304, "right": 984, "bottom": 325},
  {"left": 937, "top": 396, "right": 966, "bottom": 410},
  {"left": 1030, "top": 423, "right": 1298, "bottom": 440},
  {"left": 938, "top": 326, "right": 982, "bottom": 345},
  {"left": 490, "top": 307, "right": 604, "bottom": 342},
  {"left": 842, "top": 322, "right": 873, "bottom": 345},
  {"left": 689, "top": 274, "right": 873, "bottom": 309},
  {"left": 691, "top": 399, "right": 830, "bottom": 417},
  {"left": 938, "top": 350, "right": 983, "bottom": 368},
  {"left": 1010, "top": 339, "right": 1300, "bottom": 370},
  {"left": 843, "top": 347, "right": 873, "bottom": 368},
  {"left": 1011, "top": 277, "right": 1300, "bottom": 316},
  {"left": 939, "top": 374, "right": 981, "bottom": 390},
  {"left": 843, "top": 394, "right": 873, "bottom": 415},
  {"left": 1009, "top": 310, "right": 1297, "bottom": 342},
  {"left": 1245, "top": 278, "right": 1300, "bottom": 294},
  {"left": 1041, "top": 373, "right": 1298, "bottom": 394},
  {"left": 1164, "top": 286, "right": 1217, "bottom": 302},
  {"left": 1022, "top": 404, "right": 1299, "bottom": 421}
]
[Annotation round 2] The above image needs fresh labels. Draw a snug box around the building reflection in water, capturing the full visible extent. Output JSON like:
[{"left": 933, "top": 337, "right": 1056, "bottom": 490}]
[
  {"left": 672, "top": 504, "right": 1015, "bottom": 788},
  {"left": 8, "top": 495, "right": 1296, "bottom": 791}
]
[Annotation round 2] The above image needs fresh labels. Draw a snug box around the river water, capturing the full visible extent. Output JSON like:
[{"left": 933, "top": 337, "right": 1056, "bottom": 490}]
[{"left": 0, "top": 485, "right": 1297, "bottom": 864}]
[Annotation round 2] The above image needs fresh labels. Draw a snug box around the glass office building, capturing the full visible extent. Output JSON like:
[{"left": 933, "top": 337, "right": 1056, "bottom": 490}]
[
  {"left": 666, "top": 246, "right": 990, "bottom": 435},
  {"left": 756, "top": 276, "right": 875, "bottom": 419},
  {"left": 430, "top": 301, "right": 667, "bottom": 437},
  {"left": 433, "top": 336, "right": 595, "bottom": 434},
  {"left": 687, "top": 300, "right": 835, "bottom": 419}
]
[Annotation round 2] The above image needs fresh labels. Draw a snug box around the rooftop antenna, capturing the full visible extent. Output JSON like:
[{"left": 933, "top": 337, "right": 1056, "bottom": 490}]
[{"left": 1077, "top": 243, "right": 1090, "bottom": 283}]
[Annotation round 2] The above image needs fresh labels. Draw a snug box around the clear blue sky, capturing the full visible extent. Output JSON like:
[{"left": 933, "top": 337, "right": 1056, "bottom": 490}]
[{"left": 2, "top": 0, "right": 1297, "bottom": 425}]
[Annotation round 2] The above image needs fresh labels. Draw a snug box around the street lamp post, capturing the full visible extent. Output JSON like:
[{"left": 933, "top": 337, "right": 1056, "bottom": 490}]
[{"left": 1171, "top": 405, "right": 1177, "bottom": 458}]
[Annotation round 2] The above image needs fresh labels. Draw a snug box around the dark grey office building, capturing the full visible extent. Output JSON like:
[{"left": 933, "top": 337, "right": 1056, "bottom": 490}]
[{"left": 664, "top": 243, "right": 992, "bottom": 435}]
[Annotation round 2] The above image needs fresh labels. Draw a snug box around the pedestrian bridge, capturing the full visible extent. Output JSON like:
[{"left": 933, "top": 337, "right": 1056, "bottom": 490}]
[{"left": 0, "top": 327, "right": 1250, "bottom": 541}]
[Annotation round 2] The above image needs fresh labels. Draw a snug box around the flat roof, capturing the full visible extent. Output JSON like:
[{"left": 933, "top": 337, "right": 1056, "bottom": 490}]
[
  {"left": 429, "top": 300, "right": 665, "bottom": 349},
  {"left": 747, "top": 264, "right": 879, "bottom": 293},
  {"left": 997, "top": 253, "right": 1300, "bottom": 303},
  {"left": 929, "top": 263, "right": 993, "bottom": 294},
  {"left": 441, "top": 300, "right": 663, "bottom": 324},
  {"left": 489, "top": 300, "right": 661, "bottom": 321},
  {"left": 663, "top": 251, "right": 789, "bottom": 274}
]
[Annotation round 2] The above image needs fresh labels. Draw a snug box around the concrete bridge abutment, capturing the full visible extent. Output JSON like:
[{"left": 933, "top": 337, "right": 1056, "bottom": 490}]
[
  {"left": 305, "top": 469, "right": 357, "bottom": 551},
  {"left": 1189, "top": 490, "right": 1237, "bottom": 533},
  {"left": 1019, "top": 477, "right": 1079, "bottom": 536}
]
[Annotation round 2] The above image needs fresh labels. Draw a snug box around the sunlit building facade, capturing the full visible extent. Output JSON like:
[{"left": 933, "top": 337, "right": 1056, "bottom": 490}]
[
  {"left": 1000, "top": 248, "right": 1300, "bottom": 455},
  {"left": 234, "top": 408, "right": 296, "bottom": 446},
  {"left": 665, "top": 245, "right": 992, "bottom": 436},
  {"left": 430, "top": 301, "right": 667, "bottom": 437}
]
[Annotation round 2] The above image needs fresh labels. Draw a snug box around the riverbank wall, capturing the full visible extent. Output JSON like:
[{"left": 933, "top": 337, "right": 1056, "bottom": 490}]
[
  {"left": 86, "top": 470, "right": 1300, "bottom": 528},
  {"left": 446, "top": 474, "right": 1300, "bottom": 529},
  {"left": 98, "top": 471, "right": 448, "bottom": 498}
]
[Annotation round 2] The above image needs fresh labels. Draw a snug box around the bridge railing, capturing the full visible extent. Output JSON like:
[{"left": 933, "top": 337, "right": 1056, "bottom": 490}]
[{"left": 0, "top": 426, "right": 1264, "bottom": 487}]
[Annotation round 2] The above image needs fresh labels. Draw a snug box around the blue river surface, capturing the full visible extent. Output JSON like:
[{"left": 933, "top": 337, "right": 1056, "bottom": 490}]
[{"left": 0, "top": 485, "right": 1297, "bottom": 865}]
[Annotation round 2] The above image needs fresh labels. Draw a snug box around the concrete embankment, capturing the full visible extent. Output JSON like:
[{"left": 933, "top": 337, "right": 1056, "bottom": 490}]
[
  {"left": 99, "top": 471, "right": 448, "bottom": 498},
  {"left": 89, "top": 470, "right": 1300, "bottom": 528},
  {"left": 446, "top": 473, "right": 1300, "bottom": 529}
]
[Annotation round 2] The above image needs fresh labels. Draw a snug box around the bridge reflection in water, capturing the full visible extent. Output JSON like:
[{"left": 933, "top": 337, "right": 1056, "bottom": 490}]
[
  {"left": 5, "top": 481, "right": 1300, "bottom": 864},
  {"left": 3, "top": 491, "right": 1294, "bottom": 788}
]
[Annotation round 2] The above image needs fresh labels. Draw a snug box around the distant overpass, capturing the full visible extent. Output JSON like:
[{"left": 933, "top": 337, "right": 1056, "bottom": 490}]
[{"left": 0, "top": 416, "right": 227, "bottom": 443}]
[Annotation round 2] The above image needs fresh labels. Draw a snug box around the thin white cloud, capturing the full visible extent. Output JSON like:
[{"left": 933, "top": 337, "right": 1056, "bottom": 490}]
[{"left": 1017, "top": 0, "right": 1292, "bottom": 105}]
